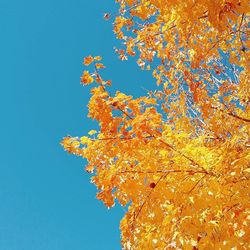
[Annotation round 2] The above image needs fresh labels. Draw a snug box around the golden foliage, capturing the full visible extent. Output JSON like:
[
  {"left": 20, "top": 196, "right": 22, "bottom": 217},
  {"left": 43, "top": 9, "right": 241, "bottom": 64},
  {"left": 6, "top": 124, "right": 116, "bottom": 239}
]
[{"left": 62, "top": 1, "right": 250, "bottom": 249}]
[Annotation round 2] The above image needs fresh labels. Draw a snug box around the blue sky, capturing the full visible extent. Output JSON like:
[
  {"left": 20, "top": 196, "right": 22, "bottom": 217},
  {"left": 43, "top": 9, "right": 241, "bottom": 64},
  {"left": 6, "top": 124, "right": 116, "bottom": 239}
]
[{"left": 0, "top": 0, "right": 154, "bottom": 249}]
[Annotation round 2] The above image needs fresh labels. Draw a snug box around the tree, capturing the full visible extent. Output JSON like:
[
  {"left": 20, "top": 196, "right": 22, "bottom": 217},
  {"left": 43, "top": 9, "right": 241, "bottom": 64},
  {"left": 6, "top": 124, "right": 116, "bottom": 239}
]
[{"left": 61, "top": 1, "right": 250, "bottom": 249}]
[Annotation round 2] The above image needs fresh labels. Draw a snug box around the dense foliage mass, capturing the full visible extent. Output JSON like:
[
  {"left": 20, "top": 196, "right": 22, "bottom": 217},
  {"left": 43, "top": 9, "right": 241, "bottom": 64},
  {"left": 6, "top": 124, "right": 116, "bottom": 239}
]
[{"left": 62, "top": 1, "right": 250, "bottom": 249}]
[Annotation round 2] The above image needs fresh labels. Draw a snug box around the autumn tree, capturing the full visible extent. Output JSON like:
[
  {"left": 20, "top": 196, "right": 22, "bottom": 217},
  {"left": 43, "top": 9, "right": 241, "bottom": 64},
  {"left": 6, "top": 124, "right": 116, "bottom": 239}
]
[{"left": 62, "top": 1, "right": 250, "bottom": 249}]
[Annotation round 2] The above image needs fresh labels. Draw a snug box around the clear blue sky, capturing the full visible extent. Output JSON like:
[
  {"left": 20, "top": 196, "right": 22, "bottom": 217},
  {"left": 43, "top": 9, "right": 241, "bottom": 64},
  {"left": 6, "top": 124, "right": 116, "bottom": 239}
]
[{"left": 0, "top": 0, "right": 154, "bottom": 249}]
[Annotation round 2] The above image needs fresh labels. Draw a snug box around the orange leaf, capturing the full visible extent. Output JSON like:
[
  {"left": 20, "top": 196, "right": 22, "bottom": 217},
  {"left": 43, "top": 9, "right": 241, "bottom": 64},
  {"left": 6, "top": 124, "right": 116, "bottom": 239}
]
[
  {"left": 95, "top": 63, "right": 105, "bottom": 69},
  {"left": 81, "top": 70, "right": 94, "bottom": 85},
  {"left": 83, "top": 56, "right": 94, "bottom": 66}
]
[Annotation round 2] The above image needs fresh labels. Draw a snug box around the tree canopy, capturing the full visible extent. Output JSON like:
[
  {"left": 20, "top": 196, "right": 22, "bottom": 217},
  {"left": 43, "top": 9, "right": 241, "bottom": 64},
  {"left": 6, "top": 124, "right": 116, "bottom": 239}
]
[{"left": 62, "top": 1, "right": 250, "bottom": 249}]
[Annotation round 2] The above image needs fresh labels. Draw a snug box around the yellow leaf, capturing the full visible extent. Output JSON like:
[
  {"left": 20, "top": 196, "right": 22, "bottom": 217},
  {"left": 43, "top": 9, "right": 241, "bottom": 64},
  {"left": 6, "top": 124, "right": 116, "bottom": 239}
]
[
  {"left": 88, "top": 130, "right": 97, "bottom": 135},
  {"left": 95, "top": 63, "right": 105, "bottom": 69},
  {"left": 81, "top": 71, "right": 94, "bottom": 85},
  {"left": 94, "top": 56, "right": 102, "bottom": 61},
  {"left": 80, "top": 136, "right": 90, "bottom": 144}
]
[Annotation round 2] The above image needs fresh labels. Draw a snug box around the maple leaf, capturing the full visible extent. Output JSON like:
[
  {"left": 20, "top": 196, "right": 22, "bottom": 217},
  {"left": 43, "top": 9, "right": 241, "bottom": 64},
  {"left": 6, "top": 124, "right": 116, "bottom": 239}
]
[
  {"left": 88, "top": 130, "right": 97, "bottom": 135},
  {"left": 81, "top": 70, "right": 94, "bottom": 85},
  {"left": 94, "top": 56, "right": 102, "bottom": 61},
  {"left": 83, "top": 56, "right": 94, "bottom": 66},
  {"left": 95, "top": 63, "right": 105, "bottom": 69}
]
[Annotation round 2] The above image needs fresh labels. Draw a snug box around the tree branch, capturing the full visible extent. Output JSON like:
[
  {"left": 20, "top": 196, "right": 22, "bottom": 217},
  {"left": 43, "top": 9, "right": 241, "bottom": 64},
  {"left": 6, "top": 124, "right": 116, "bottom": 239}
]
[
  {"left": 119, "top": 169, "right": 215, "bottom": 176},
  {"left": 211, "top": 106, "right": 250, "bottom": 123}
]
